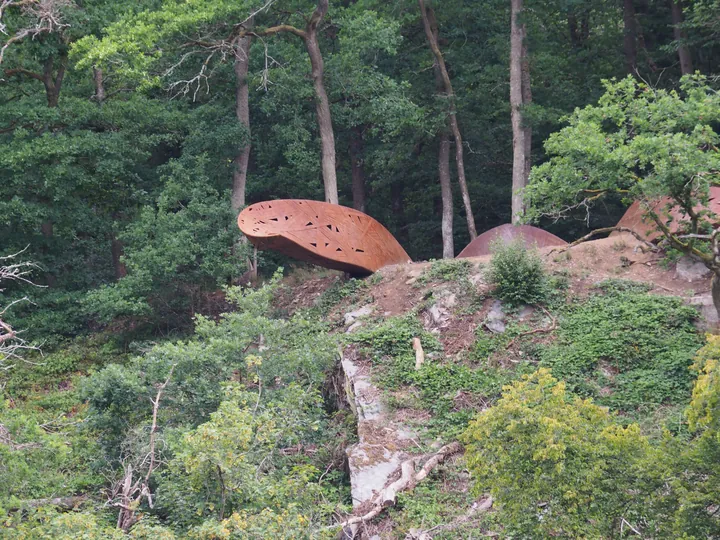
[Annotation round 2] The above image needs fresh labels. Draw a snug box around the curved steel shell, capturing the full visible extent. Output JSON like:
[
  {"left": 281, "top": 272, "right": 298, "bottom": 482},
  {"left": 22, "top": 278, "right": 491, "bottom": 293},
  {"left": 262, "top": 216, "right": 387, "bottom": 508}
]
[
  {"left": 456, "top": 224, "right": 567, "bottom": 258},
  {"left": 613, "top": 187, "right": 720, "bottom": 241},
  {"left": 238, "top": 200, "right": 411, "bottom": 274}
]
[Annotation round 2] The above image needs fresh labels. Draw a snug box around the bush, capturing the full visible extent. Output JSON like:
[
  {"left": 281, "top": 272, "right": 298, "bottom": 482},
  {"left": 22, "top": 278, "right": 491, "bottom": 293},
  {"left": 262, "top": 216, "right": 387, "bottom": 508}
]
[
  {"left": 487, "top": 239, "right": 546, "bottom": 306},
  {"left": 463, "top": 369, "right": 651, "bottom": 538}
]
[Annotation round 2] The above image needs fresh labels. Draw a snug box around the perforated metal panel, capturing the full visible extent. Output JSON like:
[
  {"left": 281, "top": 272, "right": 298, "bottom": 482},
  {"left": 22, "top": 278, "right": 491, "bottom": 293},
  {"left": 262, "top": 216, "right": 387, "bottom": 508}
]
[{"left": 237, "top": 200, "right": 411, "bottom": 274}]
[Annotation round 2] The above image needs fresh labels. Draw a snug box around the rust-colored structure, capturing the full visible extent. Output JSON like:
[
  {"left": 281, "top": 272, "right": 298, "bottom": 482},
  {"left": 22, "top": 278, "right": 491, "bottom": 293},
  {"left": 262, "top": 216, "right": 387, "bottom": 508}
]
[
  {"left": 613, "top": 187, "right": 720, "bottom": 241},
  {"left": 456, "top": 224, "right": 567, "bottom": 258},
  {"left": 237, "top": 199, "right": 411, "bottom": 274}
]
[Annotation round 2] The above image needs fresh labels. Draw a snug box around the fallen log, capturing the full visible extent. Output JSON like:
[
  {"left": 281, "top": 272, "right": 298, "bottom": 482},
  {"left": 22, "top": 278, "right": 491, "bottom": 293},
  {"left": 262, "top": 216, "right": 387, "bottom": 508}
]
[
  {"left": 7, "top": 495, "right": 88, "bottom": 511},
  {"left": 336, "top": 441, "right": 463, "bottom": 533}
]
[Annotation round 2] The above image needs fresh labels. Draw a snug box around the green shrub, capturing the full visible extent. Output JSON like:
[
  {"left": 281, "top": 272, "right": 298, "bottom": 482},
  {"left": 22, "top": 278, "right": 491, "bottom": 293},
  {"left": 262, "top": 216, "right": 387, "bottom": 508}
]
[
  {"left": 347, "top": 315, "right": 440, "bottom": 361},
  {"left": 463, "top": 369, "right": 651, "bottom": 538},
  {"left": 487, "top": 239, "right": 547, "bottom": 306},
  {"left": 594, "top": 278, "right": 653, "bottom": 294}
]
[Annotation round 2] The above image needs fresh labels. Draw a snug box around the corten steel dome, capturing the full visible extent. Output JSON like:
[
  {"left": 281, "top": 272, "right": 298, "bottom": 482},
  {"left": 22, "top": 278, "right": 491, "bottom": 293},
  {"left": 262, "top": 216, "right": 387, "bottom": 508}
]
[
  {"left": 456, "top": 224, "right": 568, "bottom": 258},
  {"left": 613, "top": 187, "right": 720, "bottom": 242},
  {"left": 237, "top": 199, "right": 411, "bottom": 274}
]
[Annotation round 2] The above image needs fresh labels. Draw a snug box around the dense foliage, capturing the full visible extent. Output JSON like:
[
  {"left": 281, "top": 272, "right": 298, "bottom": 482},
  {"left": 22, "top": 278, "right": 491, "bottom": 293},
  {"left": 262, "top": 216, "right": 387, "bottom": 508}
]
[
  {"left": 3, "top": 0, "right": 718, "bottom": 335},
  {"left": 2, "top": 0, "right": 720, "bottom": 537},
  {"left": 1, "top": 276, "right": 350, "bottom": 537},
  {"left": 543, "top": 285, "right": 701, "bottom": 410},
  {"left": 465, "top": 344, "right": 720, "bottom": 538}
]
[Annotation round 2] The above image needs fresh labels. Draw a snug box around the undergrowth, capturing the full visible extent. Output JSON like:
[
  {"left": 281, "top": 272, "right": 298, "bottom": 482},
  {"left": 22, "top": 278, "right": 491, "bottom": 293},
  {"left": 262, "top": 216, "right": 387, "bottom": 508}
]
[
  {"left": 417, "top": 259, "right": 472, "bottom": 285},
  {"left": 542, "top": 288, "right": 701, "bottom": 411},
  {"left": 312, "top": 278, "right": 371, "bottom": 316}
]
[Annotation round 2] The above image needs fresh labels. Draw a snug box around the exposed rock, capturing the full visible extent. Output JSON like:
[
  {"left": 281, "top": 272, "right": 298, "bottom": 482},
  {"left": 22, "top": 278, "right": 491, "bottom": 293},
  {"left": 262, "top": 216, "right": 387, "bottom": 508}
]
[
  {"left": 344, "top": 305, "right": 374, "bottom": 325},
  {"left": 517, "top": 304, "right": 534, "bottom": 321},
  {"left": 469, "top": 273, "right": 485, "bottom": 287},
  {"left": 689, "top": 293, "right": 719, "bottom": 328},
  {"left": 425, "top": 291, "right": 457, "bottom": 328},
  {"left": 676, "top": 257, "right": 712, "bottom": 282},
  {"left": 485, "top": 300, "right": 506, "bottom": 333},
  {"left": 346, "top": 321, "right": 364, "bottom": 333},
  {"left": 342, "top": 350, "right": 414, "bottom": 512},
  {"left": 428, "top": 304, "right": 445, "bottom": 325},
  {"left": 405, "top": 268, "right": 423, "bottom": 285}
]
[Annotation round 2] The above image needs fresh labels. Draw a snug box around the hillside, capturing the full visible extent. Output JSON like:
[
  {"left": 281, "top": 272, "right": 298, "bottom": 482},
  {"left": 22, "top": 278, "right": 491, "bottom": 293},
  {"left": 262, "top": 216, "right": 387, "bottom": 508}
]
[
  {"left": 2, "top": 233, "right": 720, "bottom": 538},
  {"left": 271, "top": 233, "right": 716, "bottom": 538}
]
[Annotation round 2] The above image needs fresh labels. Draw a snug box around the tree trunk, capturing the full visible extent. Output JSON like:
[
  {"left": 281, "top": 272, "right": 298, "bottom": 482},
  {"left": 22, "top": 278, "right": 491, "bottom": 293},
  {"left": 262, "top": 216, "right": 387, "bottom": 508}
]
[
  {"left": 521, "top": 37, "right": 532, "bottom": 193},
  {"left": 305, "top": 0, "right": 338, "bottom": 205},
  {"left": 92, "top": 67, "right": 105, "bottom": 104},
  {"left": 231, "top": 32, "right": 253, "bottom": 213},
  {"left": 349, "top": 126, "right": 366, "bottom": 213},
  {"left": 713, "top": 274, "right": 720, "bottom": 320},
  {"left": 419, "top": 0, "right": 476, "bottom": 239},
  {"left": 111, "top": 234, "right": 127, "bottom": 279},
  {"left": 438, "top": 133, "right": 454, "bottom": 258},
  {"left": 568, "top": 10, "right": 589, "bottom": 48},
  {"left": 510, "top": 0, "right": 528, "bottom": 224},
  {"left": 623, "top": 0, "right": 638, "bottom": 74},
  {"left": 431, "top": 20, "right": 454, "bottom": 259},
  {"left": 42, "top": 55, "right": 65, "bottom": 108},
  {"left": 670, "top": 0, "right": 693, "bottom": 75}
]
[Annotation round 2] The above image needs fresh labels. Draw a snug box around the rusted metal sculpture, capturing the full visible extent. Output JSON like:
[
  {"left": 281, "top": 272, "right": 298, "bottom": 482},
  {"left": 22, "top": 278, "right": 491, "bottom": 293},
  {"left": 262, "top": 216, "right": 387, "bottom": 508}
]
[
  {"left": 456, "top": 224, "right": 567, "bottom": 258},
  {"left": 237, "top": 199, "right": 411, "bottom": 274},
  {"left": 613, "top": 187, "right": 720, "bottom": 241}
]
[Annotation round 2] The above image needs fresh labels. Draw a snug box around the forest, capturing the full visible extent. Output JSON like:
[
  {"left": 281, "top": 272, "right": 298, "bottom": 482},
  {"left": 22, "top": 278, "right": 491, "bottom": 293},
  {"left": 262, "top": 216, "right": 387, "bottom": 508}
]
[{"left": 1, "top": 0, "right": 720, "bottom": 538}]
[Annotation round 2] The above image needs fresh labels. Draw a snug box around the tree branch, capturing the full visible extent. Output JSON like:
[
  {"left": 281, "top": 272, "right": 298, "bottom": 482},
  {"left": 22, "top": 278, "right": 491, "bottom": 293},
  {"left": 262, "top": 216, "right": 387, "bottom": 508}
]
[
  {"left": 547, "top": 226, "right": 659, "bottom": 255},
  {"left": 3, "top": 67, "right": 43, "bottom": 81}
]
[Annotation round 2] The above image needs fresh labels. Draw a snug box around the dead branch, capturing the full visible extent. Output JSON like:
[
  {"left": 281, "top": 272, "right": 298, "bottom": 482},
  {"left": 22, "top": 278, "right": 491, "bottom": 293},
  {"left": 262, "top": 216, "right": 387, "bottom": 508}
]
[
  {"left": 406, "top": 496, "right": 494, "bottom": 539},
  {"left": 335, "top": 442, "right": 463, "bottom": 532},
  {"left": 547, "top": 227, "right": 658, "bottom": 255},
  {"left": 0, "top": 248, "right": 43, "bottom": 368},
  {"left": 412, "top": 337, "right": 424, "bottom": 370},
  {"left": 0, "top": 422, "right": 43, "bottom": 450},
  {"left": 111, "top": 364, "right": 175, "bottom": 531},
  {"left": 0, "top": 0, "right": 74, "bottom": 65}
]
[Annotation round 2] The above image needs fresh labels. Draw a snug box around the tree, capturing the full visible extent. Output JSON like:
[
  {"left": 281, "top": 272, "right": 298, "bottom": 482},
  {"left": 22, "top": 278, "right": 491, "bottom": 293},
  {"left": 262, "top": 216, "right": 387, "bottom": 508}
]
[
  {"left": 429, "top": 6, "right": 453, "bottom": 257},
  {"left": 510, "top": 0, "right": 531, "bottom": 223},
  {"left": 525, "top": 76, "right": 720, "bottom": 314},
  {"left": 670, "top": 0, "right": 693, "bottom": 75},
  {"left": 231, "top": 27, "right": 253, "bottom": 213},
  {"left": 623, "top": 0, "right": 638, "bottom": 73},
  {"left": 418, "top": 0, "right": 477, "bottom": 240}
]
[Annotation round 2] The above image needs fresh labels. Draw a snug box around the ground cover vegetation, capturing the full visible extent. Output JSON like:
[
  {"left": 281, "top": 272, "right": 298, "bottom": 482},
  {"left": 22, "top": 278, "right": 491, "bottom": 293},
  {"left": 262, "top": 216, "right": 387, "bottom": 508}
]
[{"left": 2, "top": 0, "right": 720, "bottom": 537}]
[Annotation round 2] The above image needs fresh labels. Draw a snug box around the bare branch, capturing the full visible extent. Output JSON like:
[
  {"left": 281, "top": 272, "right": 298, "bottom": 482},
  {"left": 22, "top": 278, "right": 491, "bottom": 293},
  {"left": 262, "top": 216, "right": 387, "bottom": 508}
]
[
  {"left": 0, "top": 249, "right": 43, "bottom": 368},
  {"left": 0, "top": 0, "right": 74, "bottom": 65},
  {"left": 110, "top": 365, "right": 176, "bottom": 531}
]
